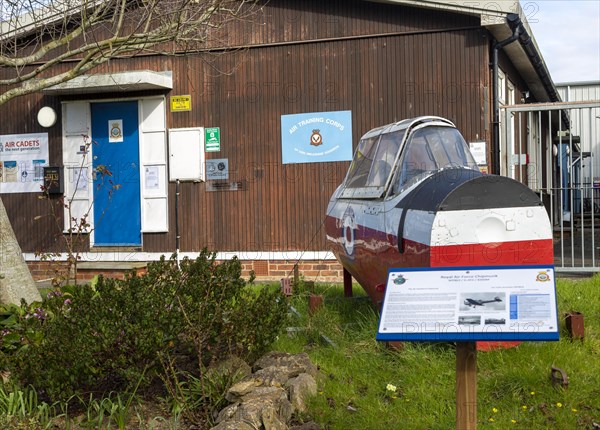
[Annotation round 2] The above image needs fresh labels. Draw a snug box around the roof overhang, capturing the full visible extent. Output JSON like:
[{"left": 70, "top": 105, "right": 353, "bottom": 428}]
[
  {"left": 369, "top": 0, "right": 518, "bottom": 21},
  {"left": 485, "top": 21, "right": 555, "bottom": 103},
  {"left": 0, "top": 0, "right": 98, "bottom": 41},
  {"left": 42, "top": 70, "right": 173, "bottom": 95}
]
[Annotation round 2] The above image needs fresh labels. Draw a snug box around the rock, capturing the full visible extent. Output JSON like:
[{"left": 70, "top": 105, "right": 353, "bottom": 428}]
[
  {"left": 207, "top": 355, "right": 252, "bottom": 380},
  {"left": 260, "top": 402, "right": 289, "bottom": 430},
  {"left": 210, "top": 420, "right": 256, "bottom": 430},
  {"left": 252, "top": 366, "right": 293, "bottom": 387},
  {"left": 225, "top": 379, "right": 259, "bottom": 401},
  {"left": 286, "top": 373, "right": 317, "bottom": 413},
  {"left": 242, "top": 386, "right": 288, "bottom": 402},
  {"left": 215, "top": 399, "right": 263, "bottom": 429},
  {"left": 213, "top": 394, "right": 292, "bottom": 430},
  {"left": 226, "top": 367, "right": 292, "bottom": 402},
  {"left": 215, "top": 402, "right": 240, "bottom": 424},
  {"left": 212, "top": 352, "right": 319, "bottom": 430},
  {"left": 244, "top": 387, "right": 294, "bottom": 424},
  {"left": 253, "top": 352, "right": 318, "bottom": 378}
]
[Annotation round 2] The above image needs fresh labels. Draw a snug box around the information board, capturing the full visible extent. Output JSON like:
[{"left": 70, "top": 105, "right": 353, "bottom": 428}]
[{"left": 377, "top": 265, "right": 559, "bottom": 342}]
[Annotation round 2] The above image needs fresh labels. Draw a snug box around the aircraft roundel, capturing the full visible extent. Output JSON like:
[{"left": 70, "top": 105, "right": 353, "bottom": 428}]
[{"left": 342, "top": 208, "right": 356, "bottom": 256}]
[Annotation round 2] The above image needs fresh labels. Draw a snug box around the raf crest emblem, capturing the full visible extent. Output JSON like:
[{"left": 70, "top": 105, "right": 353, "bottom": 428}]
[{"left": 310, "top": 129, "right": 323, "bottom": 146}]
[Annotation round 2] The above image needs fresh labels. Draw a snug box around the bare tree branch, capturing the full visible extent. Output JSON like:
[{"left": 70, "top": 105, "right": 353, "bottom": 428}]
[{"left": 0, "top": 0, "right": 260, "bottom": 105}]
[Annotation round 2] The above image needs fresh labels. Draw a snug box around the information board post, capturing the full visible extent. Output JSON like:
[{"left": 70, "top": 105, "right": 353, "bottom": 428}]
[
  {"left": 377, "top": 266, "right": 559, "bottom": 430},
  {"left": 456, "top": 342, "right": 477, "bottom": 430}
]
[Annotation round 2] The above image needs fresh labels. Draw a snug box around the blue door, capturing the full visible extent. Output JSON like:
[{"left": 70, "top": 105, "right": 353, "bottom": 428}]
[{"left": 91, "top": 101, "right": 141, "bottom": 246}]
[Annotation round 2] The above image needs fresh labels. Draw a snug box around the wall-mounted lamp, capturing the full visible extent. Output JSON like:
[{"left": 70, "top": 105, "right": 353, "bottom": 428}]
[{"left": 37, "top": 106, "right": 57, "bottom": 128}]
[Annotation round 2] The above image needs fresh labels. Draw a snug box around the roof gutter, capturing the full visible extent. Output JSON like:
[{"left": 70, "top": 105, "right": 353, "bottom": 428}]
[
  {"left": 506, "top": 14, "right": 570, "bottom": 128},
  {"left": 491, "top": 13, "right": 569, "bottom": 174},
  {"left": 505, "top": 14, "right": 563, "bottom": 105}
]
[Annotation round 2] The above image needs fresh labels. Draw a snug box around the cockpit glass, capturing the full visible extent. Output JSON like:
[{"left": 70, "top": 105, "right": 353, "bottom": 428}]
[
  {"left": 344, "top": 136, "right": 379, "bottom": 188},
  {"left": 365, "top": 131, "right": 404, "bottom": 187},
  {"left": 344, "top": 130, "right": 405, "bottom": 190},
  {"left": 393, "top": 126, "right": 477, "bottom": 193}
]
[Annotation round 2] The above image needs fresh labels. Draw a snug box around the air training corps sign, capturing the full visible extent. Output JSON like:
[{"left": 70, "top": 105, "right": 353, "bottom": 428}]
[
  {"left": 281, "top": 110, "right": 352, "bottom": 164},
  {"left": 377, "top": 265, "right": 559, "bottom": 342}
]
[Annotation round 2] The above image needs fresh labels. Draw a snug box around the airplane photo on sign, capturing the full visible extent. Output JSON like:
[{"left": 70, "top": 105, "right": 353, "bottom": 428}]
[
  {"left": 458, "top": 292, "right": 506, "bottom": 312},
  {"left": 463, "top": 296, "right": 502, "bottom": 308}
]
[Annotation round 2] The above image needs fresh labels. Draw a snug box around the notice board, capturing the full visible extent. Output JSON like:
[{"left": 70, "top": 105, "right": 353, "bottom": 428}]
[
  {"left": 168, "top": 127, "right": 204, "bottom": 181},
  {"left": 377, "top": 265, "right": 559, "bottom": 342},
  {"left": 0, "top": 132, "right": 49, "bottom": 193}
]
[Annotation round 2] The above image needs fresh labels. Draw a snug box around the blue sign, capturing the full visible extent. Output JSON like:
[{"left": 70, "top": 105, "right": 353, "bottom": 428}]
[
  {"left": 281, "top": 110, "right": 352, "bottom": 164},
  {"left": 376, "top": 265, "right": 559, "bottom": 342}
]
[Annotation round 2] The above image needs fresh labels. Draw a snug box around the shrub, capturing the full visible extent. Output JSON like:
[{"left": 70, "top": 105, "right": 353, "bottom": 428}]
[
  {"left": 6, "top": 268, "right": 180, "bottom": 401},
  {"left": 0, "top": 302, "right": 45, "bottom": 355},
  {"left": 1, "top": 250, "right": 288, "bottom": 403},
  {"left": 173, "top": 255, "right": 289, "bottom": 363}
]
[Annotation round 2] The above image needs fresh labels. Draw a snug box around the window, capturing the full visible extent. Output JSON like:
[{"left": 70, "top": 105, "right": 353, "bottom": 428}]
[
  {"left": 343, "top": 130, "right": 405, "bottom": 192},
  {"left": 393, "top": 126, "right": 477, "bottom": 194},
  {"left": 365, "top": 131, "right": 404, "bottom": 187},
  {"left": 498, "top": 69, "right": 506, "bottom": 104},
  {"left": 344, "top": 136, "right": 379, "bottom": 189}
]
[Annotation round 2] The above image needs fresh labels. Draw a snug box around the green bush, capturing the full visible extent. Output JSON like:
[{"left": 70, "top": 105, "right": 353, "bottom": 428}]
[{"left": 1, "top": 250, "right": 288, "bottom": 402}]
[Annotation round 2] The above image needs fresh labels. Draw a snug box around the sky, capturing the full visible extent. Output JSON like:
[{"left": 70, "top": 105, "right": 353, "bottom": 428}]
[{"left": 524, "top": 0, "right": 600, "bottom": 84}]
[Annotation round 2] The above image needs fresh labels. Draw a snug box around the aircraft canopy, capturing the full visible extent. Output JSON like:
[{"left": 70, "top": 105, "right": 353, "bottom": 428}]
[{"left": 341, "top": 120, "right": 478, "bottom": 199}]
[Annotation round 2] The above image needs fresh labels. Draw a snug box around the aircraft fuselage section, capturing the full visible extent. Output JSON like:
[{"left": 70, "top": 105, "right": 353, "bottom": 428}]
[{"left": 324, "top": 116, "right": 554, "bottom": 304}]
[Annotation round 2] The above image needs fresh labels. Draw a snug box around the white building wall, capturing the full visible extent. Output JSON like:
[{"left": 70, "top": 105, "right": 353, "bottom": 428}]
[{"left": 556, "top": 82, "right": 600, "bottom": 186}]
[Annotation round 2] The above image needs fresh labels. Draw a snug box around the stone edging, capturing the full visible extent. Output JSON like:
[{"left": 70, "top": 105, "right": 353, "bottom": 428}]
[{"left": 211, "top": 352, "right": 320, "bottom": 430}]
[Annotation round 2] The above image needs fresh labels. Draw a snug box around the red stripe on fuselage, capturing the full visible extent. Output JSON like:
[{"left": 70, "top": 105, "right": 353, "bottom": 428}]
[
  {"left": 326, "top": 213, "right": 553, "bottom": 303},
  {"left": 430, "top": 239, "right": 554, "bottom": 267}
]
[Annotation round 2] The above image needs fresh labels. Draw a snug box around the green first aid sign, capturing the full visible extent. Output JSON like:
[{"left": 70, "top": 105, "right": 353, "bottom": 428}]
[{"left": 205, "top": 127, "right": 220, "bottom": 152}]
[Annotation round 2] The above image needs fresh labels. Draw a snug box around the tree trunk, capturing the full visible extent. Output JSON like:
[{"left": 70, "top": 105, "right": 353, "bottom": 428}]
[{"left": 0, "top": 198, "right": 41, "bottom": 305}]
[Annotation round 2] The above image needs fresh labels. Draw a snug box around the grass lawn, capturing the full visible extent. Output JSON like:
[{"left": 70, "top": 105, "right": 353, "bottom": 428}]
[{"left": 273, "top": 275, "right": 600, "bottom": 430}]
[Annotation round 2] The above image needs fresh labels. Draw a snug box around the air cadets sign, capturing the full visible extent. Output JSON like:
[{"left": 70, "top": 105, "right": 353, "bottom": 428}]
[
  {"left": 280, "top": 110, "right": 352, "bottom": 164},
  {"left": 0, "top": 132, "right": 49, "bottom": 194}
]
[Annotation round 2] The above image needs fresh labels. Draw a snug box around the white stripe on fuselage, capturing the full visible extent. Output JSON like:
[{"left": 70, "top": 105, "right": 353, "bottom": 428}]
[
  {"left": 431, "top": 206, "right": 551, "bottom": 246},
  {"left": 328, "top": 203, "right": 551, "bottom": 249}
]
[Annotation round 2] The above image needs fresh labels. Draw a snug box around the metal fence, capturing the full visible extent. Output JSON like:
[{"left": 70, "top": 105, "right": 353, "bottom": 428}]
[{"left": 503, "top": 100, "right": 600, "bottom": 272}]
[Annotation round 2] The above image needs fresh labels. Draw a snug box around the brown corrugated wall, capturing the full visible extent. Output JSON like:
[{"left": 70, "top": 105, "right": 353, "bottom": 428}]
[{"left": 0, "top": 0, "right": 490, "bottom": 254}]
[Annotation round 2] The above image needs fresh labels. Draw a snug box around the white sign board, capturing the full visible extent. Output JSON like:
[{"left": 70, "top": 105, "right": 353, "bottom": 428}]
[
  {"left": 168, "top": 127, "right": 205, "bottom": 181},
  {"left": 377, "top": 266, "right": 559, "bottom": 342},
  {"left": 144, "top": 166, "right": 160, "bottom": 189},
  {"left": 0, "top": 132, "right": 49, "bottom": 193},
  {"left": 469, "top": 141, "right": 487, "bottom": 165}
]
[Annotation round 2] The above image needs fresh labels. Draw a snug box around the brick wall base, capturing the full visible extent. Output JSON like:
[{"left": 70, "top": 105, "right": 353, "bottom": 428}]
[
  {"left": 27, "top": 259, "right": 345, "bottom": 287},
  {"left": 241, "top": 260, "right": 345, "bottom": 283}
]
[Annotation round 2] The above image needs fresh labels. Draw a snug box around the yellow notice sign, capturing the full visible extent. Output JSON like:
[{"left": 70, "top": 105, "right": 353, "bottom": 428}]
[{"left": 170, "top": 95, "right": 192, "bottom": 112}]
